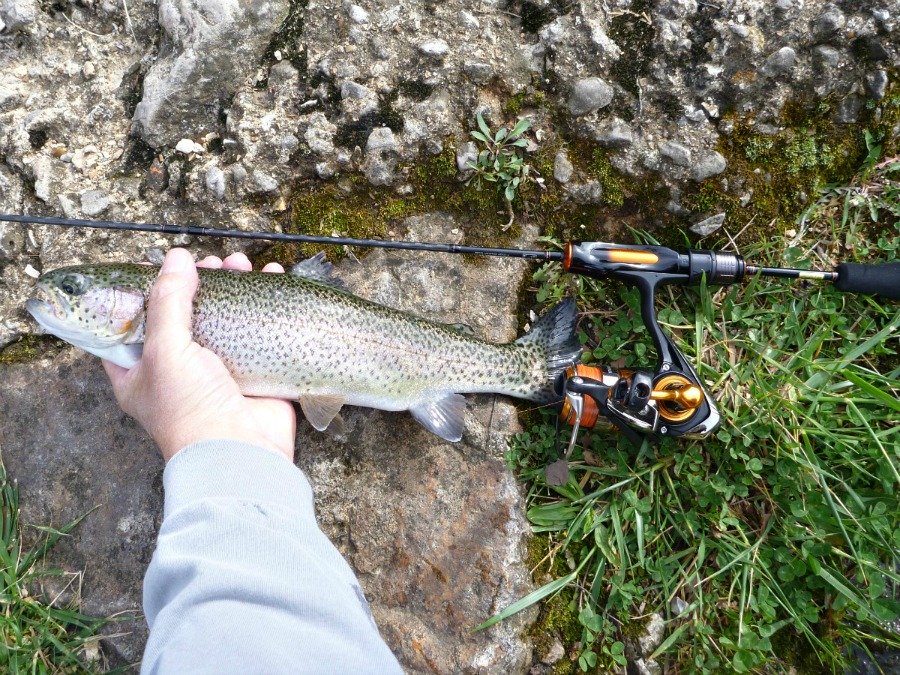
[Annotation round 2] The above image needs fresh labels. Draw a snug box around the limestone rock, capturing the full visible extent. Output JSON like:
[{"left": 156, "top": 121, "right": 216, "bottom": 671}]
[
  {"left": 133, "top": 0, "right": 290, "bottom": 148},
  {"left": 568, "top": 78, "right": 614, "bottom": 116}
]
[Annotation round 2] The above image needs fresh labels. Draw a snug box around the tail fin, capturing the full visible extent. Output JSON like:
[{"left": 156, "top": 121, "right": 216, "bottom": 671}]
[{"left": 515, "top": 298, "right": 582, "bottom": 402}]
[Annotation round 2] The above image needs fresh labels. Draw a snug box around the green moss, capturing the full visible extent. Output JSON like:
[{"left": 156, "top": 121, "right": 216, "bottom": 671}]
[
  {"left": 525, "top": 535, "right": 582, "bottom": 674},
  {"left": 588, "top": 149, "right": 625, "bottom": 207},
  {"left": 680, "top": 80, "right": 900, "bottom": 241},
  {"left": 607, "top": 0, "right": 655, "bottom": 103},
  {"left": 0, "top": 335, "right": 66, "bottom": 364}
]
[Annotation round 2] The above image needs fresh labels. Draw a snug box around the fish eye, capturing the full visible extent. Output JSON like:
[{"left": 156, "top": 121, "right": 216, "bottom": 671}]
[{"left": 60, "top": 274, "right": 88, "bottom": 296}]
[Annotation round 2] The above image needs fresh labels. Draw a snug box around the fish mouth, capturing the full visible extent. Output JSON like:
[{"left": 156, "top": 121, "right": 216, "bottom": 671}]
[{"left": 25, "top": 286, "right": 78, "bottom": 338}]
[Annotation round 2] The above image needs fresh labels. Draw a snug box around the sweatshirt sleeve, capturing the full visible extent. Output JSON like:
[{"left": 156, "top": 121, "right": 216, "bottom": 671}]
[{"left": 141, "top": 440, "right": 402, "bottom": 675}]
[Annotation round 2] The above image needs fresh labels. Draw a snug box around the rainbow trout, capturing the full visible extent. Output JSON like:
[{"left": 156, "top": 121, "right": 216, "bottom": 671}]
[{"left": 25, "top": 254, "right": 581, "bottom": 441}]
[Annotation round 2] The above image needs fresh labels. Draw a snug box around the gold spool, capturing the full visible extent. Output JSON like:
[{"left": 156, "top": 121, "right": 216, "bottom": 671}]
[{"left": 652, "top": 374, "right": 704, "bottom": 423}]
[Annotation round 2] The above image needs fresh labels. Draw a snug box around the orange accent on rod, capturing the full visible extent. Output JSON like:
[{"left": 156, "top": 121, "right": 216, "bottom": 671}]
[
  {"left": 606, "top": 250, "right": 659, "bottom": 265},
  {"left": 563, "top": 242, "right": 573, "bottom": 270}
]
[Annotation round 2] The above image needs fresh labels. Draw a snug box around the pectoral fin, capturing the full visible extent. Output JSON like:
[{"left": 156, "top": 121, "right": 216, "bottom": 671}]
[
  {"left": 82, "top": 343, "right": 143, "bottom": 369},
  {"left": 299, "top": 394, "right": 347, "bottom": 431},
  {"left": 409, "top": 393, "right": 466, "bottom": 442}
]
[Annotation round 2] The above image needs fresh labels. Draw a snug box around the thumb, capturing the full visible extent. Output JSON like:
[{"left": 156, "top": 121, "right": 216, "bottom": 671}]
[{"left": 144, "top": 248, "right": 199, "bottom": 352}]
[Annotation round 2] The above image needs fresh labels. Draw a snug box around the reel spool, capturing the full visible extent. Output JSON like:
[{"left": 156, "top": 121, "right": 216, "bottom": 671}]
[{"left": 559, "top": 366, "right": 705, "bottom": 429}]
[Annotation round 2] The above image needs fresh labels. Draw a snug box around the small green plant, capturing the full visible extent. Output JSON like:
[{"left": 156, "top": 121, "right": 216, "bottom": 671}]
[
  {"left": 0, "top": 453, "right": 110, "bottom": 672},
  {"left": 466, "top": 112, "right": 535, "bottom": 229}
]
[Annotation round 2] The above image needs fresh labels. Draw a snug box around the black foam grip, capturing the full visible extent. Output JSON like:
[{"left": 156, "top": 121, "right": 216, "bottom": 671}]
[{"left": 834, "top": 262, "right": 900, "bottom": 301}]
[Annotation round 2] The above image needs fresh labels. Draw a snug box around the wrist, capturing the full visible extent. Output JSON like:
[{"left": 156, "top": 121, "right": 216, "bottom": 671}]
[{"left": 157, "top": 425, "right": 293, "bottom": 463}]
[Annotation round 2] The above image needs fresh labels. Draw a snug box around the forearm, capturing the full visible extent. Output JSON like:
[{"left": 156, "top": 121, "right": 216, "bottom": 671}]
[{"left": 142, "top": 441, "right": 400, "bottom": 674}]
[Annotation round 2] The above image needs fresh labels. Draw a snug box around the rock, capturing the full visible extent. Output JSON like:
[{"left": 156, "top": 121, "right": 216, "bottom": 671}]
[
  {"left": 659, "top": 141, "right": 692, "bottom": 167},
  {"left": 553, "top": 150, "right": 573, "bottom": 184},
  {"left": 541, "top": 639, "right": 565, "bottom": 664},
  {"left": 250, "top": 170, "right": 279, "bottom": 193},
  {"left": 463, "top": 61, "right": 493, "bottom": 84},
  {"left": 692, "top": 151, "right": 727, "bottom": 182},
  {"left": 690, "top": 212, "right": 725, "bottom": 236},
  {"left": 565, "top": 181, "right": 603, "bottom": 204},
  {"left": 568, "top": 78, "right": 614, "bottom": 116},
  {"left": 595, "top": 117, "right": 634, "bottom": 148},
  {"left": 865, "top": 70, "right": 888, "bottom": 100},
  {"left": 418, "top": 39, "right": 449, "bottom": 58},
  {"left": 764, "top": 47, "right": 798, "bottom": 75},
  {"left": 835, "top": 95, "right": 863, "bottom": 124},
  {"left": 204, "top": 165, "right": 226, "bottom": 200},
  {"left": 80, "top": 190, "right": 110, "bottom": 217},
  {"left": 348, "top": 4, "right": 369, "bottom": 24},
  {"left": 0, "top": 0, "right": 37, "bottom": 32},
  {"left": 634, "top": 657, "right": 662, "bottom": 675},
  {"left": 31, "top": 155, "right": 54, "bottom": 203},
  {"left": 657, "top": 0, "right": 697, "bottom": 19},
  {"left": 456, "top": 141, "right": 477, "bottom": 172},
  {"left": 366, "top": 127, "right": 397, "bottom": 154},
  {"left": 175, "top": 138, "right": 204, "bottom": 155},
  {"left": 305, "top": 112, "right": 338, "bottom": 155},
  {"left": 133, "top": 0, "right": 290, "bottom": 147},
  {"left": 813, "top": 45, "right": 842, "bottom": 67},
  {"left": 812, "top": 7, "right": 846, "bottom": 37},
  {"left": 853, "top": 36, "right": 889, "bottom": 62},
  {"left": 638, "top": 613, "right": 666, "bottom": 656},
  {"left": 0, "top": 353, "right": 161, "bottom": 664},
  {"left": 0, "top": 221, "right": 24, "bottom": 260},
  {"left": 340, "top": 81, "right": 378, "bottom": 121}
]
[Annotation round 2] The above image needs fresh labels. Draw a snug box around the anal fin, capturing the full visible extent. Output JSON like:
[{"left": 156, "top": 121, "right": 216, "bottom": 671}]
[
  {"left": 409, "top": 393, "right": 466, "bottom": 442},
  {"left": 299, "top": 394, "right": 347, "bottom": 432}
]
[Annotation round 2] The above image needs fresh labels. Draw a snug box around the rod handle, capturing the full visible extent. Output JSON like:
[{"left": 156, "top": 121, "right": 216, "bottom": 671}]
[{"left": 834, "top": 262, "right": 900, "bottom": 301}]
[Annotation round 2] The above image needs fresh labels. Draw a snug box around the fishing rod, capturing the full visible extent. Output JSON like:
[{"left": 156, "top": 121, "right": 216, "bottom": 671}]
[{"left": 3, "top": 213, "right": 898, "bottom": 462}]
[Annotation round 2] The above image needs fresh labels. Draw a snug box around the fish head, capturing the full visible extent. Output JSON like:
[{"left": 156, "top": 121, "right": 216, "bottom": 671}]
[{"left": 26, "top": 265, "right": 150, "bottom": 350}]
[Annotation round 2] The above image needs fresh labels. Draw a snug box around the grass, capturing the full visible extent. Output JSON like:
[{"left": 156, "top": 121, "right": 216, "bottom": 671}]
[
  {"left": 0, "top": 453, "right": 111, "bottom": 673},
  {"left": 491, "top": 156, "right": 899, "bottom": 671}
]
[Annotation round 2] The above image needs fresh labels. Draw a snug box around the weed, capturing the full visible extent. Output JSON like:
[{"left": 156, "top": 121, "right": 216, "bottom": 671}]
[
  {"left": 466, "top": 113, "right": 537, "bottom": 229},
  {"left": 0, "top": 454, "right": 112, "bottom": 672}
]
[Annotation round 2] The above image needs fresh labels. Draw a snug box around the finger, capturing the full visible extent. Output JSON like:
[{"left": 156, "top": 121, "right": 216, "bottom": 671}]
[
  {"left": 222, "top": 252, "right": 252, "bottom": 271},
  {"left": 102, "top": 358, "right": 130, "bottom": 390},
  {"left": 144, "top": 248, "right": 199, "bottom": 352},
  {"left": 262, "top": 262, "right": 285, "bottom": 273},
  {"left": 196, "top": 255, "right": 223, "bottom": 269}
]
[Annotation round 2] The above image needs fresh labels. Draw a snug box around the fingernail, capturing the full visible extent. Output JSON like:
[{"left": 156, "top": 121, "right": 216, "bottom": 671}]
[{"left": 161, "top": 249, "right": 193, "bottom": 275}]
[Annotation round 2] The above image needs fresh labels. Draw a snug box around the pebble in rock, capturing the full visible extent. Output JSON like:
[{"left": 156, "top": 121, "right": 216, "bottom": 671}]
[
  {"left": 764, "top": 47, "right": 797, "bottom": 74},
  {"left": 813, "top": 45, "right": 842, "bottom": 67},
  {"left": 835, "top": 95, "right": 863, "bottom": 124},
  {"left": 419, "top": 39, "right": 449, "bottom": 58},
  {"left": 348, "top": 4, "right": 369, "bottom": 24},
  {"left": 553, "top": 150, "right": 573, "bottom": 184},
  {"left": 692, "top": 151, "right": 727, "bottom": 182},
  {"left": 0, "top": 0, "right": 36, "bottom": 32},
  {"left": 251, "top": 170, "right": 279, "bottom": 193},
  {"left": 568, "top": 77, "right": 614, "bottom": 116},
  {"left": 596, "top": 117, "right": 634, "bottom": 148},
  {"left": 463, "top": 61, "right": 493, "bottom": 84},
  {"left": 865, "top": 70, "right": 888, "bottom": 100},
  {"left": 812, "top": 7, "right": 846, "bottom": 37},
  {"left": 80, "top": 189, "right": 110, "bottom": 216},
  {"left": 456, "top": 141, "right": 477, "bottom": 172},
  {"left": 0, "top": 222, "right": 24, "bottom": 260},
  {"left": 205, "top": 165, "right": 226, "bottom": 200},
  {"left": 690, "top": 212, "right": 725, "bottom": 236},
  {"left": 175, "top": 138, "right": 204, "bottom": 155},
  {"left": 366, "top": 127, "right": 397, "bottom": 154},
  {"left": 659, "top": 141, "right": 692, "bottom": 167},
  {"left": 853, "top": 36, "right": 889, "bottom": 62}
]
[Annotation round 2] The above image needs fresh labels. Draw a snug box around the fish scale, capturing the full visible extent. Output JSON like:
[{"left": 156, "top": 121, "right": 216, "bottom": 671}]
[{"left": 26, "top": 257, "right": 582, "bottom": 442}]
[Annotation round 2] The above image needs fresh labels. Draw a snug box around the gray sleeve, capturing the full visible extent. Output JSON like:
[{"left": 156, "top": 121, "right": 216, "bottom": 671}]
[{"left": 141, "top": 440, "right": 402, "bottom": 675}]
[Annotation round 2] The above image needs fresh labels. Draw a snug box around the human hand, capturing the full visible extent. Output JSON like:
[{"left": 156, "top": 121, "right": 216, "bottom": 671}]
[{"left": 103, "top": 249, "right": 297, "bottom": 463}]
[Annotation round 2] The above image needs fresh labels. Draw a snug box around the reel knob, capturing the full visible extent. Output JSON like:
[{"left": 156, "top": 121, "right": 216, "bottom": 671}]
[{"left": 651, "top": 374, "right": 705, "bottom": 423}]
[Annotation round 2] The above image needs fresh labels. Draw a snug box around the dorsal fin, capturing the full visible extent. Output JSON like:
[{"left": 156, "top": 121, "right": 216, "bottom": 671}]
[{"left": 291, "top": 252, "right": 347, "bottom": 290}]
